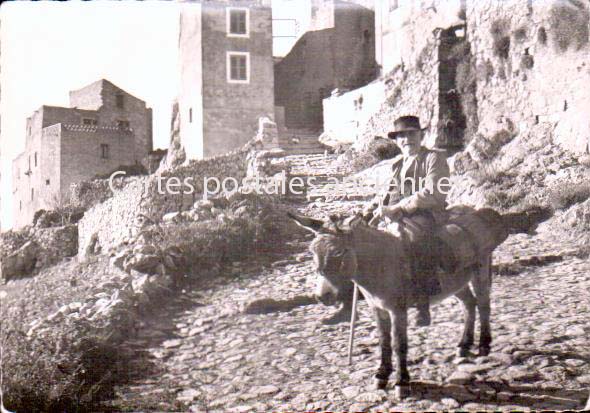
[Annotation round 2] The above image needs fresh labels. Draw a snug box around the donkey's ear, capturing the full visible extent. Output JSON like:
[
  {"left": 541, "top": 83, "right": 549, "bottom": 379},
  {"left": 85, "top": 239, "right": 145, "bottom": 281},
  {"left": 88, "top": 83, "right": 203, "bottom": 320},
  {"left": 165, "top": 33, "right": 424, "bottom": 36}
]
[
  {"left": 287, "top": 212, "right": 324, "bottom": 234},
  {"left": 347, "top": 212, "right": 364, "bottom": 228}
]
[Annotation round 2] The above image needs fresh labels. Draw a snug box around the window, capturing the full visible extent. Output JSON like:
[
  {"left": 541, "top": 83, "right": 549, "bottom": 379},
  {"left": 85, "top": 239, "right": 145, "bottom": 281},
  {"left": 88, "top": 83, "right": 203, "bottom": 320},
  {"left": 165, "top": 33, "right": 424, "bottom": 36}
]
[
  {"left": 19, "top": 201, "right": 22, "bottom": 211},
  {"left": 100, "top": 144, "right": 110, "bottom": 159},
  {"left": 116, "top": 94, "right": 124, "bottom": 109},
  {"left": 31, "top": 188, "right": 34, "bottom": 201},
  {"left": 227, "top": 8, "right": 249, "bottom": 37},
  {"left": 34, "top": 152, "right": 37, "bottom": 167},
  {"left": 189, "top": 108, "right": 193, "bottom": 123},
  {"left": 83, "top": 118, "right": 98, "bottom": 126},
  {"left": 46, "top": 179, "right": 50, "bottom": 185},
  {"left": 117, "top": 120, "right": 130, "bottom": 129},
  {"left": 227, "top": 52, "right": 250, "bottom": 83}
]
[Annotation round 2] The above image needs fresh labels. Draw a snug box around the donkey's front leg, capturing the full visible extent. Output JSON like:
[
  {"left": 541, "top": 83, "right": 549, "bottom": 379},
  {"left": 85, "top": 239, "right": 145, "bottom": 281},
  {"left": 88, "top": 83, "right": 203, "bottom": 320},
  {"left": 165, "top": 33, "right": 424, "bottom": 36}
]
[
  {"left": 390, "top": 305, "right": 410, "bottom": 398},
  {"left": 472, "top": 255, "right": 493, "bottom": 356},
  {"left": 454, "top": 285, "right": 477, "bottom": 357},
  {"left": 373, "top": 307, "right": 393, "bottom": 390}
]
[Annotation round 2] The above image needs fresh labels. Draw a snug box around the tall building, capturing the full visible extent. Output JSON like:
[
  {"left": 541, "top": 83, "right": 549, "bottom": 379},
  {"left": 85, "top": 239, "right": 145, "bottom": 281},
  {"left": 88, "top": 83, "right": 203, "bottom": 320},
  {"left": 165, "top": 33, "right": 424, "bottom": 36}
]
[
  {"left": 177, "top": 0, "right": 275, "bottom": 159},
  {"left": 12, "top": 79, "right": 152, "bottom": 228}
]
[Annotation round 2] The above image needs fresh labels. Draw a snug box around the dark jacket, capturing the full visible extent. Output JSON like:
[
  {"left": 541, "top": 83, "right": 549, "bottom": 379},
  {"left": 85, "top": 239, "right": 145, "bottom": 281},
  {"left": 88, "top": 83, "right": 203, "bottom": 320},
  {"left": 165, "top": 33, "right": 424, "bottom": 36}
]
[{"left": 367, "top": 147, "right": 450, "bottom": 221}]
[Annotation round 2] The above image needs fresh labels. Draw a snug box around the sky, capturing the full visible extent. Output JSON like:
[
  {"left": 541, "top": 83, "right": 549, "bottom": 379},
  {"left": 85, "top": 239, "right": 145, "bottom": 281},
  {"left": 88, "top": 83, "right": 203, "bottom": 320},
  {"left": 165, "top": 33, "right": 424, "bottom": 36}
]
[{"left": 0, "top": 1, "right": 308, "bottom": 230}]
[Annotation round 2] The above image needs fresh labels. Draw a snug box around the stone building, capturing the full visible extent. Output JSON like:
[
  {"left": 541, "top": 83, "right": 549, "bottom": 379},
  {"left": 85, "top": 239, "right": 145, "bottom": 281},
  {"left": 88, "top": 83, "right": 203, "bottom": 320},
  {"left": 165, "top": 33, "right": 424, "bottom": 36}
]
[
  {"left": 12, "top": 79, "right": 153, "bottom": 228},
  {"left": 274, "top": 0, "right": 377, "bottom": 131},
  {"left": 324, "top": 0, "right": 590, "bottom": 154},
  {"left": 178, "top": 0, "right": 275, "bottom": 159}
]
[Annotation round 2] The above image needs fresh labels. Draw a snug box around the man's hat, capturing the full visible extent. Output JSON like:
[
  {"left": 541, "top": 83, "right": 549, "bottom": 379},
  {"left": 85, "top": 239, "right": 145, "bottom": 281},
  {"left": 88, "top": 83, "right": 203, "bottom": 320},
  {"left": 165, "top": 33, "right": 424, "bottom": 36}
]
[{"left": 387, "top": 116, "right": 427, "bottom": 139}]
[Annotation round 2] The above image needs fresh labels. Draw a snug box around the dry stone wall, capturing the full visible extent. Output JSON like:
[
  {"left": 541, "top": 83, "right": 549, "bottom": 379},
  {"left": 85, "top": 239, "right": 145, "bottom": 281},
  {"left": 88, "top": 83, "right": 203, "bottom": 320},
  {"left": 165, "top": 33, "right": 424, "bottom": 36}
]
[{"left": 77, "top": 150, "right": 249, "bottom": 255}]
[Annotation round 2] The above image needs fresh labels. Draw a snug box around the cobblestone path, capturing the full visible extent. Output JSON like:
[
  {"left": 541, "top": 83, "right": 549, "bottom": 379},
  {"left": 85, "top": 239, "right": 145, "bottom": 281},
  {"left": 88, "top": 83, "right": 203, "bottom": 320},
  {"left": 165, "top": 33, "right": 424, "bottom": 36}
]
[{"left": 102, "top": 158, "right": 590, "bottom": 412}]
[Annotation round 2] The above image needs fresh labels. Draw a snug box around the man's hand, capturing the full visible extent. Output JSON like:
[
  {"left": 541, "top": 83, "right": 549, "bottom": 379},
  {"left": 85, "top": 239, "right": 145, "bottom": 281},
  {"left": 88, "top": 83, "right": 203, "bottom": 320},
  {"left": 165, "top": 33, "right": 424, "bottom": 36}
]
[{"left": 374, "top": 204, "right": 404, "bottom": 221}]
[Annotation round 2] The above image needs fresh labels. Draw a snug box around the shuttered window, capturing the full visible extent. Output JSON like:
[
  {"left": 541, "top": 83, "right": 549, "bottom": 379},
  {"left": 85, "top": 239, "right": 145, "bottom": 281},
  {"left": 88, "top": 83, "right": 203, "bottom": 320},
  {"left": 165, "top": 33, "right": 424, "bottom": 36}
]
[{"left": 227, "top": 52, "right": 250, "bottom": 83}]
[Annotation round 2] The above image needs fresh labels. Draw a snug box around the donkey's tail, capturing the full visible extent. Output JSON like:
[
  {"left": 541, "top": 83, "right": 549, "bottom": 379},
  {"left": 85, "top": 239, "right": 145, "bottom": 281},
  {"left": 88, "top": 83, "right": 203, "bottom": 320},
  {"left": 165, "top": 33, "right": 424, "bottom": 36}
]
[{"left": 499, "top": 205, "right": 553, "bottom": 235}]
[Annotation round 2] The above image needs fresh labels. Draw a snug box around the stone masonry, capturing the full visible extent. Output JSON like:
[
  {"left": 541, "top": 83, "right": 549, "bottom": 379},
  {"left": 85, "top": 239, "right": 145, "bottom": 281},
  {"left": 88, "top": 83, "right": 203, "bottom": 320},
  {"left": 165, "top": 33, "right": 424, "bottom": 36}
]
[
  {"left": 12, "top": 79, "right": 153, "bottom": 228},
  {"left": 178, "top": 0, "right": 275, "bottom": 160}
]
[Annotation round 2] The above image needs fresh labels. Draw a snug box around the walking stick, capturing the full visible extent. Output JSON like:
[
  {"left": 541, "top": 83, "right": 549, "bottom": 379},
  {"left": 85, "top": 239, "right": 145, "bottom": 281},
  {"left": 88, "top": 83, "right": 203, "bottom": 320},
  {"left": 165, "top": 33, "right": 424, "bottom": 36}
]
[
  {"left": 348, "top": 213, "right": 380, "bottom": 364},
  {"left": 347, "top": 281, "right": 359, "bottom": 365}
]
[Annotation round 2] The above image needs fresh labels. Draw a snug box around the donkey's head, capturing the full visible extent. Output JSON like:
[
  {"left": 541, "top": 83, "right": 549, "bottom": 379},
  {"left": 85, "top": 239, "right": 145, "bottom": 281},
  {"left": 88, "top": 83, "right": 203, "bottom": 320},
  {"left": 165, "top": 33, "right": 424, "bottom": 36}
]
[{"left": 288, "top": 212, "right": 363, "bottom": 306}]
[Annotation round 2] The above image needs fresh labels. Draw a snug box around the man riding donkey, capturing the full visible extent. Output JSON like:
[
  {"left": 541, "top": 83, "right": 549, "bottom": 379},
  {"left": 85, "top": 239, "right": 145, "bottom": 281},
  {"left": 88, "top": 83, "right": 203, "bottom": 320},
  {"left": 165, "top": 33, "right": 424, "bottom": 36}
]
[{"left": 323, "top": 115, "right": 451, "bottom": 327}]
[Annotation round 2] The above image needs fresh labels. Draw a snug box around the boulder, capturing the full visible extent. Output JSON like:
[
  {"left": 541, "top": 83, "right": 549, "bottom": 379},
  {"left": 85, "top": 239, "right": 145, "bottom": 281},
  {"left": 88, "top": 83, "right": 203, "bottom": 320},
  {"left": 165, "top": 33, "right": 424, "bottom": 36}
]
[
  {"left": 0, "top": 240, "right": 40, "bottom": 283},
  {"left": 123, "top": 252, "right": 162, "bottom": 275}
]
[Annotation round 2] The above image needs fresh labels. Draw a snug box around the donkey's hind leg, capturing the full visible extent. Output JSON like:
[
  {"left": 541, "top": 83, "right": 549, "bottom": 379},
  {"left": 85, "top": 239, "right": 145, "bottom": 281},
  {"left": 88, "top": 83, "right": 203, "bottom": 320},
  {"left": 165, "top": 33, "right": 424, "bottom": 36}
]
[
  {"left": 454, "top": 285, "right": 477, "bottom": 357},
  {"left": 373, "top": 307, "right": 393, "bottom": 390},
  {"left": 471, "top": 254, "right": 493, "bottom": 356}
]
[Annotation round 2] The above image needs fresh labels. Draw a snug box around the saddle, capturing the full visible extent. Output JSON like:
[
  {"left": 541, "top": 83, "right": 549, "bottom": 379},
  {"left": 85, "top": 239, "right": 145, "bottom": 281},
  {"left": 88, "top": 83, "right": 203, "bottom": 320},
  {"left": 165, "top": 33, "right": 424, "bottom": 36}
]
[{"left": 435, "top": 205, "right": 509, "bottom": 272}]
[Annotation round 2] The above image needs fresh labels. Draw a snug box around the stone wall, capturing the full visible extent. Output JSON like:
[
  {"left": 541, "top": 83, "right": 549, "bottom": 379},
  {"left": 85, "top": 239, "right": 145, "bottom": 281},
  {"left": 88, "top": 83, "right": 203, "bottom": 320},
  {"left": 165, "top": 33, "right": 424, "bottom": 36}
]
[
  {"left": 77, "top": 149, "right": 249, "bottom": 255},
  {"left": 375, "top": 0, "right": 463, "bottom": 75},
  {"left": 466, "top": 0, "right": 590, "bottom": 153},
  {"left": 350, "top": 38, "right": 442, "bottom": 150},
  {"left": 322, "top": 79, "right": 387, "bottom": 144},
  {"left": 274, "top": 1, "right": 376, "bottom": 130}
]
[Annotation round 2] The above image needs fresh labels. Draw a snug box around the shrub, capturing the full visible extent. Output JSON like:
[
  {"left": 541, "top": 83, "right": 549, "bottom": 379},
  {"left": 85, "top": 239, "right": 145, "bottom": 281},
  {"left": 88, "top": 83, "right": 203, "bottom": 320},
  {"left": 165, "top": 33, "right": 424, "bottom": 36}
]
[
  {"left": 386, "top": 85, "right": 402, "bottom": 107},
  {"left": 520, "top": 54, "right": 534, "bottom": 70},
  {"left": 346, "top": 137, "right": 401, "bottom": 173},
  {"left": 470, "top": 161, "right": 515, "bottom": 186},
  {"left": 484, "top": 187, "right": 527, "bottom": 210},
  {"left": 158, "top": 193, "right": 301, "bottom": 275},
  {"left": 538, "top": 27, "right": 548, "bottom": 45},
  {"left": 491, "top": 19, "right": 511, "bottom": 59},
  {"left": 549, "top": 1, "right": 589, "bottom": 52},
  {"left": 513, "top": 26, "right": 527, "bottom": 42},
  {"left": 547, "top": 181, "right": 590, "bottom": 210}
]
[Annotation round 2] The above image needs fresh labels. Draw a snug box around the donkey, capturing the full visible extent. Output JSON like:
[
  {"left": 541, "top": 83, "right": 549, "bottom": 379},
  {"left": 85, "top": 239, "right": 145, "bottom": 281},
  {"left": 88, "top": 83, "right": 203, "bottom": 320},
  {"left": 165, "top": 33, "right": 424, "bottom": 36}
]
[{"left": 288, "top": 206, "right": 552, "bottom": 396}]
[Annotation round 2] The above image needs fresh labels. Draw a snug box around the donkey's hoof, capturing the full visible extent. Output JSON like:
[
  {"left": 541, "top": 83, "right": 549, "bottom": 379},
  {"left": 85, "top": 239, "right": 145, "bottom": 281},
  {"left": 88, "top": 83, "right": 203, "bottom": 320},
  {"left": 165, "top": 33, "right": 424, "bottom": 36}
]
[
  {"left": 457, "top": 347, "right": 471, "bottom": 358},
  {"left": 478, "top": 346, "right": 491, "bottom": 357},
  {"left": 373, "top": 378, "right": 388, "bottom": 390},
  {"left": 394, "top": 385, "right": 410, "bottom": 399}
]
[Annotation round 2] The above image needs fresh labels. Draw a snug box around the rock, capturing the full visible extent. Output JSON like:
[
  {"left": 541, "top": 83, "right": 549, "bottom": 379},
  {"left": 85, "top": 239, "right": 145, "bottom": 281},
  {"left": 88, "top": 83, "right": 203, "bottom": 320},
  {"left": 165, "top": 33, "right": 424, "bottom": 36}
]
[
  {"left": 283, "top": 348, "right": 297, "bottom": 357},
  {"left": 0, "top": 240, "right": 40, "bottom": 282},
  {"left": 163, "top": 339, "right": 183, "bottom": 349},
  {"left": 177, "top": 388, "right": 201, "bottom": 402},
  {"left": 341, "top": 385, "right": 361, "bottom": 399},
  {"left": 110, "top": 248, "right": 127, "bottom": 264},
  {"left": 565, "top": 325, "right": 586, "bottom": 337},
  {"left": 457, "top": 363, "right": 495, "bottom": 374},
  {"left": 356, "top": 391, "right": 386, "bottom": 403},
  {"left": 448, "top": 371, "right": 474, "bottom": 385},
  {"left": 232, "top": 406, "right": 253, "bottom": 413},
  {"left": 194, "top": 199, "right": 214, "bottom": 210},
  {"left": 124, "top": 253, "right": 161, "bottom": 274},
  {"left": 251, "top": 385, "right": 279, "bottom": 396},
  {"left": 163, "top": 212, "right": 180, "bottom": 223},
  {"left": 441, "top": 397, "right": 460, "bottom": 408}
]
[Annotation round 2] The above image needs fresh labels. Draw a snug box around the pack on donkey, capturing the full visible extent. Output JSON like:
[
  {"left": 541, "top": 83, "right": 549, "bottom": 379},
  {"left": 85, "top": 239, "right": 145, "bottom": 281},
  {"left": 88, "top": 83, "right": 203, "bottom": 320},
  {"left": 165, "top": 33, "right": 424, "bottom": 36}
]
[{"left": 289, "top": 115, "right": 552, "bottom": 395}]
